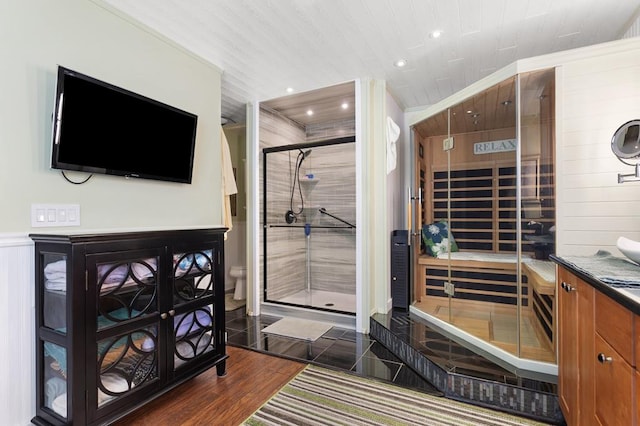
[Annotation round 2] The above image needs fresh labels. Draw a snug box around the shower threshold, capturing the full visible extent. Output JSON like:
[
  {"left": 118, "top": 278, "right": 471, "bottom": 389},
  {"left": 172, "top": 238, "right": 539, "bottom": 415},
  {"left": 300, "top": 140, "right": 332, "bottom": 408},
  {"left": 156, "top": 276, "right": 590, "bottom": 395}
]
[{"left": 275, "top": 289, "right": 355, "bottom": 314}]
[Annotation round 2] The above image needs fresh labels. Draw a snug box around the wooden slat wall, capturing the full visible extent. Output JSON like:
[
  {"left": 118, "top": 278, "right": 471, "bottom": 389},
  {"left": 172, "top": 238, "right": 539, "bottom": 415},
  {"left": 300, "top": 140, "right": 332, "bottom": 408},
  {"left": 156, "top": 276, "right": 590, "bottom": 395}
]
[
  {"left": 430, "top": 160, "right": 555, "bottom": 256},
  {"left": 557, "top": 47, "right": 640, "bottom": 256}
]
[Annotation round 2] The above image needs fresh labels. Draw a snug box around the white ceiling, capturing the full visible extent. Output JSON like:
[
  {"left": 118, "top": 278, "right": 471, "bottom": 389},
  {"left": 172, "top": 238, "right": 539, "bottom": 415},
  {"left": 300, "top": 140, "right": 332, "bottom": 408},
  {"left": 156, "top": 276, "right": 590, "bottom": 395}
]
[{"left": 100, "top": 0, "right": 640, "bottom": 126}]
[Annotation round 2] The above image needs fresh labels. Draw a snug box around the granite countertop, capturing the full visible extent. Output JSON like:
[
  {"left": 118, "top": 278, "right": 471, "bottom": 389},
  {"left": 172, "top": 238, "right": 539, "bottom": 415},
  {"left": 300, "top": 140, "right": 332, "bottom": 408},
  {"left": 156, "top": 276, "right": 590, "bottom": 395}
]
[{"left": 551, "top": 251, "right": 640, "bottom": 315}]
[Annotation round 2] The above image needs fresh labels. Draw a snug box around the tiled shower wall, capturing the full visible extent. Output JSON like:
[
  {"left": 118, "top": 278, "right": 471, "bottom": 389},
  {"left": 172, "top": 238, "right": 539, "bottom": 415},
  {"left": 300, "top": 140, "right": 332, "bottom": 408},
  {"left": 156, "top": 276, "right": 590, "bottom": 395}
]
[{"left": 260, "top": 106, "right": 357, "bottom": 307}]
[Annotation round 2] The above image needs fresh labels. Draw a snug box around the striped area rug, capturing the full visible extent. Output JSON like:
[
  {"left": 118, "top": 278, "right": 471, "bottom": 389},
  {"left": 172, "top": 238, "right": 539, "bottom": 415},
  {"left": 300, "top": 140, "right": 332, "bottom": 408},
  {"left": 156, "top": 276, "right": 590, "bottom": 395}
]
[{"left": 243, "top": 365, "right": 550, "bottom": 426}]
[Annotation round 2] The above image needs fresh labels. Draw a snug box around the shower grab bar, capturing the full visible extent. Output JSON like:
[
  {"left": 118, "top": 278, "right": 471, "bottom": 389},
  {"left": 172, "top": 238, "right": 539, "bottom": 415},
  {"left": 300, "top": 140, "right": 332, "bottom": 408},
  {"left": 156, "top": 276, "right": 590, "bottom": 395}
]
[
  {"left": 318, "top": 208, "right": 356, "bottom": 229},
  {"left": 268, "top": 224, "right": 354, "bottom": 229}
]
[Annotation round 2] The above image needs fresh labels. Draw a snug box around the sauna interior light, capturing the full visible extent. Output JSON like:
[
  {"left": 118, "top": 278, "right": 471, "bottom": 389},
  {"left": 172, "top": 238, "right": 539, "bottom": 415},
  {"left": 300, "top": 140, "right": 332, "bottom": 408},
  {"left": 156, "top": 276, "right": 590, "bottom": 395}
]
[
  {"left": 341, "top": 102, "right": 349, "bottom": 110},
  {"left": 306, "top": 110, "right": 313, "bottom": 116}
]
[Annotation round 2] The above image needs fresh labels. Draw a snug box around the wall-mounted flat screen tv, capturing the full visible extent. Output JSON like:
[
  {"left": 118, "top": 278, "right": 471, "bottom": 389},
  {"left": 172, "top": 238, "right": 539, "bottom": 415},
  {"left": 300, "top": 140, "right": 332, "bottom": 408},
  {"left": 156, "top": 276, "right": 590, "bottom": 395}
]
[{"left": 51, "top": 66, "right": 198, "bottom": 184}]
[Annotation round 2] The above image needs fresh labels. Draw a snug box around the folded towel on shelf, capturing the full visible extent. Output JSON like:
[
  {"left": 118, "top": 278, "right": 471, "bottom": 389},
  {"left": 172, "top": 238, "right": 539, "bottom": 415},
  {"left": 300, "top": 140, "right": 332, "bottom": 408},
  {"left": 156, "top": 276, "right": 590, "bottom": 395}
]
[
  {"left": 174, "top": 250, "right": 212, "bottom": 274},
  {"left": 45, "top": 279, "right": 66, "bottom": 291},
  {"left": 141, "top": 308, "right": 212, "bottom": 351},
  {"left": 44, "top": 260, "right": 66, "bottom": 281},
  {"left": 98, "top": 258, "right": 157, "bottom": 284},
  {"left": 175, "top": 333, "right": 213, "bottom": 367},
  {"left": 50, "top": 373, "right": 133, "bottom": 416},
  {"left": 175, "top": 309, "right": 212, "bottom": 338},
  {"left": 44, "top": 258, "right": 158, "bottom": 293}
]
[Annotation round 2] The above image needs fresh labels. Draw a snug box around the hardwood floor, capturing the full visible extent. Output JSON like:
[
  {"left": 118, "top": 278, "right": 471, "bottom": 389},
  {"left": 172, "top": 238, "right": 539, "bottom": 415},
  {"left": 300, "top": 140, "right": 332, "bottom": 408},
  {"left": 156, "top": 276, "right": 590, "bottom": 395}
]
[{"left": 113, "top": 346, "right": 305, "bottom": 425}]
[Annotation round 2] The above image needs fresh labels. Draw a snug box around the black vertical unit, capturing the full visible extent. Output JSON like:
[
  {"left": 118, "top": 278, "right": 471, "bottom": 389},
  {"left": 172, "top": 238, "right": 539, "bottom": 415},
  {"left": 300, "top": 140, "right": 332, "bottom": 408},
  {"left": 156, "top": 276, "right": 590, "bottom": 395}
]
[{"left": 391, "top": 230, "right": 410, "bottom": 310}]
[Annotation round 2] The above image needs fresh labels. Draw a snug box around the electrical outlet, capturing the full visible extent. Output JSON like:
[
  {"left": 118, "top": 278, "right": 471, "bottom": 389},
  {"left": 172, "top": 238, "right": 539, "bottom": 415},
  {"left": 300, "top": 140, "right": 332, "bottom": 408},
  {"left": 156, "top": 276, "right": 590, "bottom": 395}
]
[
  {"left": 443, "top": 137, "right": 454, "bottom": 151},
  {"left": 32, "top": 204, "right": 80, "bottom": 227},
  {"left": 444, "top": 281, "right": 455, "bottom": 296}
]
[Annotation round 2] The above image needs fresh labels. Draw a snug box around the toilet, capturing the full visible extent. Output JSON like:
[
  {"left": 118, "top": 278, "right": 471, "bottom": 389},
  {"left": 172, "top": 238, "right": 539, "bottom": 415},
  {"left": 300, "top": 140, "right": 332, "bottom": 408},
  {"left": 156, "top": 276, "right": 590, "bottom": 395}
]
[{"left": 229, "top": 266, "right": 246, "bottom": 300}]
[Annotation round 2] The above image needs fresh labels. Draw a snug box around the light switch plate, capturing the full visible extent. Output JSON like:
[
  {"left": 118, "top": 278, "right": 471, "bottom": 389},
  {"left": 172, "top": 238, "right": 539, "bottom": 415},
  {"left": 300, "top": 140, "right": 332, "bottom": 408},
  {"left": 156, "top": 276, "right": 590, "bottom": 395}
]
[{"left": 31, "top": 204, "right": 80, "bottom": 227}]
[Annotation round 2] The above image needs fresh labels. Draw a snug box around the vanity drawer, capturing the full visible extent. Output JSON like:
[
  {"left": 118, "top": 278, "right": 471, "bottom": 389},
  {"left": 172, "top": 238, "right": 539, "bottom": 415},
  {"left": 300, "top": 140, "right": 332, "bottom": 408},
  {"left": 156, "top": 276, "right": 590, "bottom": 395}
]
[{"left": 595, "top": 291, "right": 634, "bottom": 366}]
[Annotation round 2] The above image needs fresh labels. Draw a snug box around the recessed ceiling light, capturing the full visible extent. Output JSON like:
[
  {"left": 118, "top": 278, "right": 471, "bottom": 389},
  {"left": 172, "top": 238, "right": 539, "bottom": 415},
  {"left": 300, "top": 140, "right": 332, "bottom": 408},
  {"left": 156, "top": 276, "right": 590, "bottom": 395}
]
[
  {"left": 394, "top": 59, "right": 407, "bottom": 68},
  {"left": 286, "top": 87, "right": 294, "bottom": 93},
  {"left": 341, "top": 102, "right": 349, "bottom": 110},
  {"left": 429, "top": 30, "right": 443, "bottom": 39},
  {"left": 502, "top": 100, "right": 512, "bottom": 106},
  {"left": 306, "top": 110, "right": 313, "bottom": 116}
]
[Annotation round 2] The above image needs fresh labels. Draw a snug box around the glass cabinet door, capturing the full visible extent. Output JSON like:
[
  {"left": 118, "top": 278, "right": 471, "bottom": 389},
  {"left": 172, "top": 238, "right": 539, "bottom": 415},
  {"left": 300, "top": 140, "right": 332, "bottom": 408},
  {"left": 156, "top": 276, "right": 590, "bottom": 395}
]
[
  {"left": 171, "top": 246, "right": 218, "bottom": 371},
  {"left": 40, "top": 252, "right": 69, "bottom": 420},
  {"left": 87, "top": 250, "right": 162, "bottom": 419}
]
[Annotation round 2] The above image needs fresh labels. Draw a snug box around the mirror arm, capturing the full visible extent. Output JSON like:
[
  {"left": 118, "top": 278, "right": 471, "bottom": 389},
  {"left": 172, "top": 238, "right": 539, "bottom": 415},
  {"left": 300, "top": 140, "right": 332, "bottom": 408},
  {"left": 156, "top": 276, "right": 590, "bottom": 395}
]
[{"left": 618, "top": 163, "right": 640, "bottom": 184}]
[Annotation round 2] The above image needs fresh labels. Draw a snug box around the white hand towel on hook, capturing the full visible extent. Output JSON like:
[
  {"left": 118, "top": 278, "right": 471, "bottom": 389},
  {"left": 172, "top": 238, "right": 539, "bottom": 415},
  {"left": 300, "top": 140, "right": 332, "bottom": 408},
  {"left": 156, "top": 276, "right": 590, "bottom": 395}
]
[{"left": 386, "top": 116, "right": 400, "bottom": 174}]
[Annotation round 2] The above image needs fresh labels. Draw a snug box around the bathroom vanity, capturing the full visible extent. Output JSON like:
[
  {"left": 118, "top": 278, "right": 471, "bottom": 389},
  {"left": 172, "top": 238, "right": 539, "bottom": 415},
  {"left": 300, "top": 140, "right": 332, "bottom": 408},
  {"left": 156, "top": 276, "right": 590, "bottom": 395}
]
[{"left": 552, "top": 254, "right": 640, "bottom": 426}]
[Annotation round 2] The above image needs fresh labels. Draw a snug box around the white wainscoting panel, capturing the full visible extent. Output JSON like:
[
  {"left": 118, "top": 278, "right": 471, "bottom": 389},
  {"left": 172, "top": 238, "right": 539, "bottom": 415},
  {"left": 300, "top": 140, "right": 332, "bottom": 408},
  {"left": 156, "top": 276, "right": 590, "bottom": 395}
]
[{"left": 0, "top": 234, "right": 35, "bottom": 425}]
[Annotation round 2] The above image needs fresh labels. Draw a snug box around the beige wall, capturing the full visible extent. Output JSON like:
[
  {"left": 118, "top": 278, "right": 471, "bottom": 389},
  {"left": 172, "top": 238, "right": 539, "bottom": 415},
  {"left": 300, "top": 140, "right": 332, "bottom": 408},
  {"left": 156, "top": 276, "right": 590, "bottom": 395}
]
[
  {"left": 0, "top": 2, "right": 223, "bottom": 423},
  {"left": 1, "top": 0, "right": 223, "bottom": 233}
]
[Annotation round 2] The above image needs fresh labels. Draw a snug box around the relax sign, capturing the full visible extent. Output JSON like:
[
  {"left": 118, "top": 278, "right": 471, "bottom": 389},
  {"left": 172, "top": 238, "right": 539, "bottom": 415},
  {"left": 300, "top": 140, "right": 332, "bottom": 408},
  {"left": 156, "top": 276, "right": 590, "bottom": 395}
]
[{"left": 473, "top": 139, "right": 516, "bottom": 154}]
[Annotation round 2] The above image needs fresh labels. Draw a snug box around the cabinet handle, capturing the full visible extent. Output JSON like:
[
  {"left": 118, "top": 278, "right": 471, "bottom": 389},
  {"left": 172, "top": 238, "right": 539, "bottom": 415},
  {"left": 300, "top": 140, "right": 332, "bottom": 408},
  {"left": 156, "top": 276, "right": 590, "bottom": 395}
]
[
  {"left": 561, "top": 281, "right": 575, "bottom": 292},
  {"left": 597, "top": 353, "right": 613, "bottom": 363},
  {"left": 160, "top": 310, "right": 176, "bottom": 320}
]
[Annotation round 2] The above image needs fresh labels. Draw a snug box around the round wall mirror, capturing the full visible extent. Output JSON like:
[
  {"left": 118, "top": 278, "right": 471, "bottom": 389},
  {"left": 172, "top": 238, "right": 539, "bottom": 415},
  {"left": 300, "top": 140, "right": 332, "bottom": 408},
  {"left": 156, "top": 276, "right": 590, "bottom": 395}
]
[{"left": 611, "top": 120, "right": 640, "bottom": 163}]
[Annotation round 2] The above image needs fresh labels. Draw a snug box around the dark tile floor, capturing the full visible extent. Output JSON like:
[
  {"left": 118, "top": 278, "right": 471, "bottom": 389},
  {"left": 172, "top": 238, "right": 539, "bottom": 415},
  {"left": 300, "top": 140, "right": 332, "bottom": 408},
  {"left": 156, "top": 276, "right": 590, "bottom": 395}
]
[{"left": 225, "top": 307, "right": 442, "bottom": 395}]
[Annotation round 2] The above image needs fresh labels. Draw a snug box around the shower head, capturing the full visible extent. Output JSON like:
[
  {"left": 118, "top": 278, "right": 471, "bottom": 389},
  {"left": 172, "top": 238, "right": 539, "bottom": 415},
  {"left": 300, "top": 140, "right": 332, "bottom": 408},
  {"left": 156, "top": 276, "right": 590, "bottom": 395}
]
[{"left": 299, "top": 149, "right": 312, "bottom": 162}]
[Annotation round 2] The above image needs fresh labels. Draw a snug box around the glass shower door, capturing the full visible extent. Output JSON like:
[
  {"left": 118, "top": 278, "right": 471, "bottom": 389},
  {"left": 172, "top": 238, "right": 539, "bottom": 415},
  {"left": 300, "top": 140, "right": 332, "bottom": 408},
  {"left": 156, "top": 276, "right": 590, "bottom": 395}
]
[{"left": 262, "top": 137, "right": 356, "bottom": 314}]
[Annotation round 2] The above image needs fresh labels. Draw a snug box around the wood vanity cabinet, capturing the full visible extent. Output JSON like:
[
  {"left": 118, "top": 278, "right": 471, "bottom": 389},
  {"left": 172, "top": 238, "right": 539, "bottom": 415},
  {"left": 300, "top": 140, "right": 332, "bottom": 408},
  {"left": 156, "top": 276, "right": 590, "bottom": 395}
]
[
  {"left": 557, "top": 266, "right": 594, "bottom": 426},
  {"left": 594, "top": 291, "right": 634, "bottom": 426},
  {"left": 30, "top": 229, "right": 228, "bottom": 426},
  {"left": 557, "top": 265, "right": 637, "bottom": 426}
]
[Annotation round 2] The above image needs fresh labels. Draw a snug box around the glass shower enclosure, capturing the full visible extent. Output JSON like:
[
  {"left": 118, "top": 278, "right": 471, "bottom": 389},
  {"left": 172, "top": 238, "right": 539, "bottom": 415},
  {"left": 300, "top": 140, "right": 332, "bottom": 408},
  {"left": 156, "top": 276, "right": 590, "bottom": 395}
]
[{"left": 262, "top": 136, "right": 356, "bottom": 314}]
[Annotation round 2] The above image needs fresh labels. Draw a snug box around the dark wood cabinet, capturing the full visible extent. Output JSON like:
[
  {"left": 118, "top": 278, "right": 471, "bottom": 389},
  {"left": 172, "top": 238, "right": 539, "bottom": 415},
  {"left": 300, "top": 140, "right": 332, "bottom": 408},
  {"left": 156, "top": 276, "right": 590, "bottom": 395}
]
[{"left": 30, "top": 228, "right": 228, "bottom": 426}]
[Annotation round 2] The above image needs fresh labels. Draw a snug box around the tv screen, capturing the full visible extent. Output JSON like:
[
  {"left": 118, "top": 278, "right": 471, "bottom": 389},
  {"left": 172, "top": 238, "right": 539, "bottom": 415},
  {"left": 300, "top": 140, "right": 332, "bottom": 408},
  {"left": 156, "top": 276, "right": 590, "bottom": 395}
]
[{"left": 51, "top": 66, "right": 198, "bottom": 184}]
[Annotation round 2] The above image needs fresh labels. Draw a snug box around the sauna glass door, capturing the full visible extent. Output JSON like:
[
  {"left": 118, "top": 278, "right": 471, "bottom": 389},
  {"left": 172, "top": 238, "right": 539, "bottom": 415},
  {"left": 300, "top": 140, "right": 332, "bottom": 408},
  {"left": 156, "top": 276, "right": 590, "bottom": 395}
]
[
  {"left": 413, "top": 69, "right": 556, "bottom": 363},
  {"left": 517, "top": 69, "right": 556, "bottom": 363}
]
